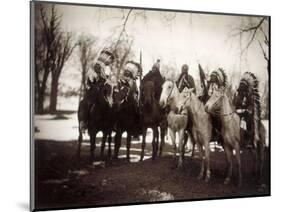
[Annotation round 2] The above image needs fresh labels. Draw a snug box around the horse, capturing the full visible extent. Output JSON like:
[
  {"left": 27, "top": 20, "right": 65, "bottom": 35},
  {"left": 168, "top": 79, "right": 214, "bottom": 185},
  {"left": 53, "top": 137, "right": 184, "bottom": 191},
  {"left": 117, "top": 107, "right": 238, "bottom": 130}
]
[
  {"left": 234, "top": 72, "right": 266, "bottom": 184},
  {"left": 205, "top": 86, "right": 242, "bottom": 186},
  {"left": 113, "top": 81, "right": 140, "bottom": 162},
  {"left": 77, "top": 79, "right": 116, "bottom": 162},
  {"left": 178, "top": 88, "right": 212, "bottom": 182},
  {"left": 139, "top": 80, "right": 166, "bottom": 161},
  {"left": 159, "top": 80, "right": 190, "bottom": 168}
]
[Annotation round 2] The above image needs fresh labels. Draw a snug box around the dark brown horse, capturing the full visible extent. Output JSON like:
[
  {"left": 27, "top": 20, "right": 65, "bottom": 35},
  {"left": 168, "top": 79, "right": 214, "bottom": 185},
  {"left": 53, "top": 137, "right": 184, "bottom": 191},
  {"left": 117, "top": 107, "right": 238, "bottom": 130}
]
[
  {"left": 113, "top": 82, "right": 140, "bottom": 162},
  {"left": 139, "top": 81, "right": 166, "bottom": 161},
  {"left": 77, "top": 80, "right": 116, "bottom": 162}
]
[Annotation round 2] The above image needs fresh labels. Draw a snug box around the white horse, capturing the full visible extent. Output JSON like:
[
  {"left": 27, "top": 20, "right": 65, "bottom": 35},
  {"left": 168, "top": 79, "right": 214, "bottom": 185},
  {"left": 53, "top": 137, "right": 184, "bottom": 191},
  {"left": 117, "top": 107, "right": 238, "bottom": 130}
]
[
  {"left": 178, "top": 88, "right": 212, "bottom": 182},
  {"left": 159, "top": 80, "right": 188, "bottom": 168}
]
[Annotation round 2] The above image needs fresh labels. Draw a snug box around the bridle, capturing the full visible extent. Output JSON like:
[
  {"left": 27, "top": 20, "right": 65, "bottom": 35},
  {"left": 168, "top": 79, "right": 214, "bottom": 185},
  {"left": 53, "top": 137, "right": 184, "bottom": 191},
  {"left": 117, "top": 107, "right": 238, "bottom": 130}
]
[{"left": 165, "top": 80, "right": 175, "bottom": 104}]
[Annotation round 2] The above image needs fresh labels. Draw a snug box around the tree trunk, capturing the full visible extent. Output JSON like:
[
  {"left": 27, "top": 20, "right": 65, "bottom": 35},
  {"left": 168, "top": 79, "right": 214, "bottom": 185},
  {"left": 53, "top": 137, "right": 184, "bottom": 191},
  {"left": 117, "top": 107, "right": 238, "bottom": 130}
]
[
  {"left": 37, "top": 89, "right": 45, "bottom": 114},
  {"left": 49, "top": 75, "right": 59, "bottom": 113},
  {"left": 79, "top": 65, "right": 87, "bottom": 101}
]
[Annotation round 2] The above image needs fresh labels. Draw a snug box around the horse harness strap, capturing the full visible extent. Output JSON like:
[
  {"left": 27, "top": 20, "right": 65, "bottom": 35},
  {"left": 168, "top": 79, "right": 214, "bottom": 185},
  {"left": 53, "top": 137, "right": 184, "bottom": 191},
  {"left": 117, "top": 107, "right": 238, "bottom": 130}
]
[{"left": 166, "top": 80, "right": 175, "bottom": 103}]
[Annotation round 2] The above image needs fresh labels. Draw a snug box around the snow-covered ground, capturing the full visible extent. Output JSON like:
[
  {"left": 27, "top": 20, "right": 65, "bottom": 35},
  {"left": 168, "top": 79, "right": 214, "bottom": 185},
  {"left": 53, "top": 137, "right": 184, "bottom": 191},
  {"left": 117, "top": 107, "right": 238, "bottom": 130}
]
[{"left": 34, "top": 113, "right": 269, "bottom": 147}]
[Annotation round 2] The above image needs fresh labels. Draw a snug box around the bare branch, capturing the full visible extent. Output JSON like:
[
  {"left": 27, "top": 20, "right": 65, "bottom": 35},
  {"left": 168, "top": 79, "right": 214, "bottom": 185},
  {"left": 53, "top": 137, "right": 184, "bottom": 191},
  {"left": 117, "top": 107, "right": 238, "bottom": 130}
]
[{"left": 258, "top": 40, "right": 269, "bottom": 62}]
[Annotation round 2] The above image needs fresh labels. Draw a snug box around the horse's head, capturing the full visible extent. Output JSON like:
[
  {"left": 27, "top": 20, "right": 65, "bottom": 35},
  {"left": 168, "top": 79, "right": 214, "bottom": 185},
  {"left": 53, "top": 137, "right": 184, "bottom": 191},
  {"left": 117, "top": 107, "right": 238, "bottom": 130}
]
[
  {"left": 142, "top": 81, "right": 155, "bottom": 110},
  {"left": 159, "top": 80, "right": 175, "bottom": 108},
  {"left": 113, "top": 83, "right": 130, "bottom": 109},
  {"left": 101, "top": 80, "right": 117, "bottom": 108},
  {"left": 178, "top": 88, "right": 193, "bottom": 107},
  {"left": 205, "top": 86, "right": 224, "bottom": 114}
]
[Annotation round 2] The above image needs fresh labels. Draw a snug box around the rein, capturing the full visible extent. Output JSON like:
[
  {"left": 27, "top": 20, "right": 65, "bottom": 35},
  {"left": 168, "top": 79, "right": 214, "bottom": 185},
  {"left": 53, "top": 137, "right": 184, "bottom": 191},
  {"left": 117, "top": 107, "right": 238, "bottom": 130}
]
[
  {"left": 179, "top": 94, "right": 203, "bottom": 115},
  {"left": 166, "top": 80, "right": 175, "bottom": 104},
  {"left": 206, "top": 95, "right": 236, "bottom": 117}
]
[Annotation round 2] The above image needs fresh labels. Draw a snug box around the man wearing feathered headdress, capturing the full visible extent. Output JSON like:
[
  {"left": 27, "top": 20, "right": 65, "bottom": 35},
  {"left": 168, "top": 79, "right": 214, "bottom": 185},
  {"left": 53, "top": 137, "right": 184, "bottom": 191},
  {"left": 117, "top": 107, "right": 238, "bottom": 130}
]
[
  {"left": 119, "top": 60, "right": 141, "bottom": 103},
  {"left": 79, "top": 48, "right": 115, "bottom": 131}
]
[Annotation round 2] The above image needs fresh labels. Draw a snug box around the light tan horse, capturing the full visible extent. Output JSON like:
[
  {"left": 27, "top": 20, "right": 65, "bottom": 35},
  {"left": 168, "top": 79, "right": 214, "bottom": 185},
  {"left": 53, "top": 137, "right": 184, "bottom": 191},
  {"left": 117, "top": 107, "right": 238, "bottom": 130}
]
[
  {"left": 159, "top": 80, "right": 188, "bottom": 168},
  {"left": 178, "top": 88, "right": 212, "bottom": 182},
  {"left": 205, "top": 87, "right": 242, "bottom": 187}
]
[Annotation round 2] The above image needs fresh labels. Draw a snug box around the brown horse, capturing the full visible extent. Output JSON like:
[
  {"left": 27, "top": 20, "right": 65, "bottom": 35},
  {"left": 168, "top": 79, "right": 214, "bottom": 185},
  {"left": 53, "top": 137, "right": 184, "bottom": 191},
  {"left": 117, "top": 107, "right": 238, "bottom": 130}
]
[
  {"left": 113, "top": 82, "right": 140, "bottom": 162},
  {"left": 178, "top": 88, "right": 212, "bottom": 182},
  {"left": 205, "top": 87, "right": 242, "bottom": 186},
  {"left": 140, "top": 81, "right": 166, "bottom": 161},
  {"left": 77, "top": 80, "right": 116, "bottom": 162}
]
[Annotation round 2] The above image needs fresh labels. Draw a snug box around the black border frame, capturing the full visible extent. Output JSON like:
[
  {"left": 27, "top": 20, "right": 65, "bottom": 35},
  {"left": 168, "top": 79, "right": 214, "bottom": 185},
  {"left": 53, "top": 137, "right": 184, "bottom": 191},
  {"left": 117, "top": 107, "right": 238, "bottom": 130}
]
[{"left": 30, "top": 0, "right": 271, "bottom": 211}]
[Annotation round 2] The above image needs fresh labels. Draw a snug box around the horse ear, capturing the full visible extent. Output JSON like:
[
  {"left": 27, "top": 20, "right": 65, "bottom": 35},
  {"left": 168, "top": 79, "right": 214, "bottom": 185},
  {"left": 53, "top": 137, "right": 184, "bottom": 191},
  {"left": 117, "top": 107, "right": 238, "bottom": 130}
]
[{"left": 181, "top": 87, "right": 188, "bottom": 93}]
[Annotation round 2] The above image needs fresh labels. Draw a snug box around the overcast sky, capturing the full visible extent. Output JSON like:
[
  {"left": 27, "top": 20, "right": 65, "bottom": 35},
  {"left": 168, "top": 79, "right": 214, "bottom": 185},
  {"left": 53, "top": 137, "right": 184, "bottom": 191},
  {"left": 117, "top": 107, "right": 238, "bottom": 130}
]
[{"left": 39, "top": 3, "right": 269, "bottom": 90}]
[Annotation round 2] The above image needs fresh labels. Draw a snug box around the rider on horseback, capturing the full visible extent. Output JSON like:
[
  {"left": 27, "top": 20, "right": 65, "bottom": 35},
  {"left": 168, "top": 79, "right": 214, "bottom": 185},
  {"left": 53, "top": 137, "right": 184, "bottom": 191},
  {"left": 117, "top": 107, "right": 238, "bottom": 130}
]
[
  {"left": 176, "top": 64, "right": 196, "bottom": 93},
  {"left": 119, "top": 60, "right": 141, "bottom": 102},
  {"left": 141, "top": 59, "right": 164, "bottom": 102},
  {"left": 79, "top": 48, "right": 115, "bottom": 131},
  {"left": 207, "top": 69, "right": 228, "bottom": 144}
]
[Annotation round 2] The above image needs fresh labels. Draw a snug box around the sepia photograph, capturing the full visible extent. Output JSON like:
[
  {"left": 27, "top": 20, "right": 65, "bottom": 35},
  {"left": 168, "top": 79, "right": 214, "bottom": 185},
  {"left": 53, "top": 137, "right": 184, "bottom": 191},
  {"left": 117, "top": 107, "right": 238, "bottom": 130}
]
[{"left": 30, "top": 1, "right": 270, "bottom": 211}]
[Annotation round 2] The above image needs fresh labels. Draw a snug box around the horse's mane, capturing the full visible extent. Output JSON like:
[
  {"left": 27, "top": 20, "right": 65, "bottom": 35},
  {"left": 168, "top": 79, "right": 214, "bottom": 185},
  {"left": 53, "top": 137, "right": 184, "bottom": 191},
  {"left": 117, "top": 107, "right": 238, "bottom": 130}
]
[{"left": 240, "top": 72, "right": 261, "bottom": 121}]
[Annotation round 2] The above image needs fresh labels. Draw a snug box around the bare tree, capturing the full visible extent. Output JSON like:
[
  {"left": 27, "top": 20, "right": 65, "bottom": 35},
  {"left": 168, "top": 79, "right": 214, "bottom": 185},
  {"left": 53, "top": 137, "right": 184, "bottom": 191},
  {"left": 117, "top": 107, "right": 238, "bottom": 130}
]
[
  {"left": 77, "top": 34, "right": 98, "bottom": 100},
  {"left": 34, "top": 4, "right": 61, "bottom": 113},
  {"left": 230, "top": 17, "right": 269, "bottom": 74},
  {"left": 230, "top": 17, "right": 269, "bottom": 119},
  {"left": 49, "top": 32, "right": 77, "bottom": 113}
]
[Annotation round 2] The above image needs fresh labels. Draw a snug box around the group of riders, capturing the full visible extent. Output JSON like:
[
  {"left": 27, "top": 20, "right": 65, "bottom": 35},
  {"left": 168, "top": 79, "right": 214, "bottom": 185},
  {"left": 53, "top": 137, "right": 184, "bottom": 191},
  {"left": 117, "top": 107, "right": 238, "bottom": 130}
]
[{"left": 79, "top": 47, "right": 256, "bottom": 151}]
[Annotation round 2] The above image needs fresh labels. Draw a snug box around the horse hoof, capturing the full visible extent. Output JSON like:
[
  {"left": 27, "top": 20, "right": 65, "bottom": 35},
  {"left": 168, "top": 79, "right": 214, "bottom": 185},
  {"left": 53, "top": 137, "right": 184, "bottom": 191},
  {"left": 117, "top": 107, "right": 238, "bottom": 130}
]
[
  {"left": 224, "top": 178, "right": 231, "bottom": 185},
  {"left": 197, "top": 174, "right": 203, "bottom": 180},
  {"left": 205, "top": 176, "right": 210, "bottom": 183},
  {"left": 177, "top": 164, "right": 183, "bottom": 169}
]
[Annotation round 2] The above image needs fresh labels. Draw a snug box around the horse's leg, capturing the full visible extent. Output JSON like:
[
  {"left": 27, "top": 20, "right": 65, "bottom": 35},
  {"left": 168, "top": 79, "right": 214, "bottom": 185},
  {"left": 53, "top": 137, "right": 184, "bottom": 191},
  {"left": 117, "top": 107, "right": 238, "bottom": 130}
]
[
  {"left": 77, "top": 130, "right": 82, "bottom": 158},
  {"left": 159, "top": 126, "right": 165, "bottom": 157},
  {"left": 223, "top": 145, "right": 233, "bottom": 185},
  {"left": 152, "top": 127, "right": 159, "bottom": 160},
  {"left": 100, "top": 132, "right": 107, "bottom": 159},
  {"left": 140, "top": 127, "right": 147, "bottom": 161},
  {"left": 114, "top": 130, "right": 122, "bottom": 160},
  {"left": 178, "top": 129, "right": 185, "bottom": 169},
  {"left": 151, "top": 127, "right": 156, "bottom": 160},
  {"left": 126, "top": 132, "right": 132, "bottom": 162},
  {"left": 183, "top": 130, "right": 188, "bottom": 154},
  {"left": 155, "top": 127, "right": 159, "bottom": 158},
  {"left": 108, "top": 132, "right": 112, "bottom": 160},
  {"left": 257, "top": 141, "right": 265, "bottom": 185},
  {"left": 234, "top": 142, "right": 242, "bottom": 187},
  {"left": 169, "top": 128, "right": 176, "bottom": 159},
  {"left": 204, "top": 139, "right": 211, "bottom": 183},
  {"left": 89, "top": 130, "right": 97, "bottom": 163},
  {"left": 189, "top": 132, "right": 196, "bottom": 158},
  {"left": 197, "top": 144, "right": 205, "bottom": 180}
]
